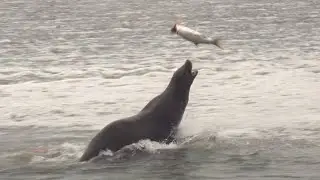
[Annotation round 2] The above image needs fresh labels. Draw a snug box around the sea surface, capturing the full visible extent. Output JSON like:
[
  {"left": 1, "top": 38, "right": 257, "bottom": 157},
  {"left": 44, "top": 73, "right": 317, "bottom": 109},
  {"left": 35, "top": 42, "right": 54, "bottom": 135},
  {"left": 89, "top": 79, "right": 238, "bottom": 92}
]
[{"left": 1, "top": 0, "right": 320, "bottom": 179}]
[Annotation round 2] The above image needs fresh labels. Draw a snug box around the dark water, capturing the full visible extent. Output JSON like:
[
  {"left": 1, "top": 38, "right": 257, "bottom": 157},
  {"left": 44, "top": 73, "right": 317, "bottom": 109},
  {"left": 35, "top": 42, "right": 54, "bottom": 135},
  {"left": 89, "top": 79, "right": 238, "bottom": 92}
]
[{"left": 0, "top": 0, "right": 320, "bottom": 179}]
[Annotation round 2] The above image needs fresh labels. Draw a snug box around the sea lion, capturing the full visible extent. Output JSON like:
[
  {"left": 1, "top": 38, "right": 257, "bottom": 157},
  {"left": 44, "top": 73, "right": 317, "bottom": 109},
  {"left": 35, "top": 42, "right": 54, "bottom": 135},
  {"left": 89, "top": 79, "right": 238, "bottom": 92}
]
[
  {"left": 171, "top": 23, "right": 223, "bottom": 48},
  {"left": 80, "top": 60, "right": 198, "bottom": 162}
]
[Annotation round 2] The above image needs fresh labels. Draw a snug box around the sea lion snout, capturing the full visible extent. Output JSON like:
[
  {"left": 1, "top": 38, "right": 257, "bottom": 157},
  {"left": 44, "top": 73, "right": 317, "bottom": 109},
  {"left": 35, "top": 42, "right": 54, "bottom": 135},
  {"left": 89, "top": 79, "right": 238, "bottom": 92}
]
[
  {"left": 184, "top": 59, "right": 192, "bottom": 70},
  {"left": 184, "top": 60, "right": 198, "bottom": 78}
]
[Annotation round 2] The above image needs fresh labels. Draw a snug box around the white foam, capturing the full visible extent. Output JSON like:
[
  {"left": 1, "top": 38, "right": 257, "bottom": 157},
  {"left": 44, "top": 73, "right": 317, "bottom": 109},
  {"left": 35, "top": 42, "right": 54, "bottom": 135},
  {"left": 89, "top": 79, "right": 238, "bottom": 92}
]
[
  {"left": 135, "top": 139, "right": 179, "bottom": 152},
  {"left": 28, "top": 142, "right": 84, "bottom": 164}
]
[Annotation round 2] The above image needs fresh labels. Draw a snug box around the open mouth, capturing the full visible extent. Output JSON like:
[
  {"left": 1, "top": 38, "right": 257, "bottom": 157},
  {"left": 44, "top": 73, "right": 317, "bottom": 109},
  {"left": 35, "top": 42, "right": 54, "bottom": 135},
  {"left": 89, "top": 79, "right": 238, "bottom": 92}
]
[{"left": 191, "top": 69, "right": 198, "bottom": 77}]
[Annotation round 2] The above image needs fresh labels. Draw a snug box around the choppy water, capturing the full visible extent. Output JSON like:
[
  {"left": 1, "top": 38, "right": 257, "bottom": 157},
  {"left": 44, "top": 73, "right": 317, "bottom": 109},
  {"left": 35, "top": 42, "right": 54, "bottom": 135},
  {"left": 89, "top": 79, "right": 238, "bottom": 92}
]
[{"left": 1, "top": 0, "right": 320, "bottom": 179}]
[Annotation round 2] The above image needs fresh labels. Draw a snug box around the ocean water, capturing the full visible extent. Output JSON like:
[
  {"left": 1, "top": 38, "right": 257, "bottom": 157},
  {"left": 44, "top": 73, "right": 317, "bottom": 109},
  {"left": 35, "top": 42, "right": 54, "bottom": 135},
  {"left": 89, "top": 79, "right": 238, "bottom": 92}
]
[{"left": 0, "top": 0, "right": 320, "bottom": 179}]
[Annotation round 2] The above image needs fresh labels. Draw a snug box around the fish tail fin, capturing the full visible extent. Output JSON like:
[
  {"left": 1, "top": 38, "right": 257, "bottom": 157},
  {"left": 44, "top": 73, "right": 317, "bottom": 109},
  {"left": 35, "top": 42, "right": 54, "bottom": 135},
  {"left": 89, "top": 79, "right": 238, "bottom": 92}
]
[{"left": 211, "top": 38, "right": 223, "bottom": 49}]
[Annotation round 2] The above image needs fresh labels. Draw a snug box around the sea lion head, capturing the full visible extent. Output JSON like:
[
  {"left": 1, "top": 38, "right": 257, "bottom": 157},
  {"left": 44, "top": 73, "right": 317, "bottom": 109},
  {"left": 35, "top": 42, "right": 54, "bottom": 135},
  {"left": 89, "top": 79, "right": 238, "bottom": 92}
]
[{"left": 170, "top": 60, "right": 198, "bottom": 91}]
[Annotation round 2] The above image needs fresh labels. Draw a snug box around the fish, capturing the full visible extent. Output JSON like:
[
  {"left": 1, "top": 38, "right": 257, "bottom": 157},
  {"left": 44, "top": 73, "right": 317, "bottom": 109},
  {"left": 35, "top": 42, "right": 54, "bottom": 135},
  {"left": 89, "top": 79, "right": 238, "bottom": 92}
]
[{"left": 171, "top": 23, "right": 223, "bottom": 49}]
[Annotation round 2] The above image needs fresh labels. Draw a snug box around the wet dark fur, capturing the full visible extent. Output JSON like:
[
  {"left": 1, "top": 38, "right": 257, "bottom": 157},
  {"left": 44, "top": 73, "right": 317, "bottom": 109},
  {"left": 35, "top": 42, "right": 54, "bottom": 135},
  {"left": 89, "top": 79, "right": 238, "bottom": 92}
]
[{"left": 80, "top": 60, "right": 198, "bottom": 162}]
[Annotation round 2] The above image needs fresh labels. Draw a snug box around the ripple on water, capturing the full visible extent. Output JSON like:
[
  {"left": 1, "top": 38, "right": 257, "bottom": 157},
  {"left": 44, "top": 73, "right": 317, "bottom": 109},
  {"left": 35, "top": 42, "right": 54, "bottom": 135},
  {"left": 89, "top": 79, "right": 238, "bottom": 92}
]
[
  {"left": 311, "top": 69, "right": 320, "bottom": 74},
  {"left": 253, "top": 71, "right": 271, "bottom": 76}
]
